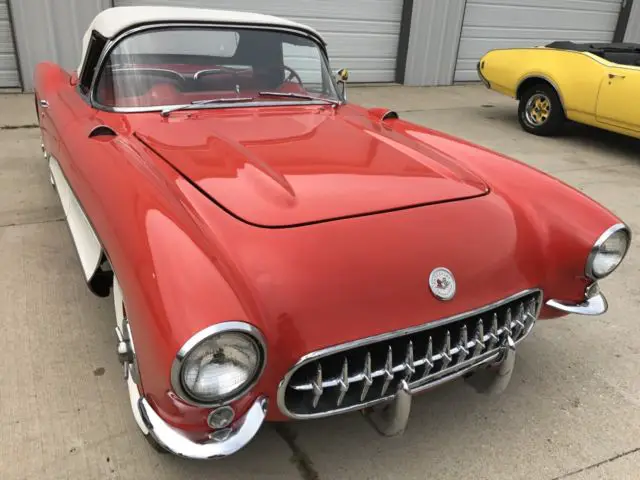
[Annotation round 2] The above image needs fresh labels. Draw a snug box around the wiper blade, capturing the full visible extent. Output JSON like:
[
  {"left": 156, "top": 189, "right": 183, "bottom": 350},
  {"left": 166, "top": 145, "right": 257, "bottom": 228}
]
[
  {"left": 161, "top": 97, "right": 255, "bottom": 117},
  {"left": 258, "top": 91, "right": 339, "bottom": 106}
]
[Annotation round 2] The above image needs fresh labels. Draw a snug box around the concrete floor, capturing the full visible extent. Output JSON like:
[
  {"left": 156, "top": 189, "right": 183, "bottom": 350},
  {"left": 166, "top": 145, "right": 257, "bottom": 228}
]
[{"left": 1, "top": 85, "right": 639, "bottom": 480}]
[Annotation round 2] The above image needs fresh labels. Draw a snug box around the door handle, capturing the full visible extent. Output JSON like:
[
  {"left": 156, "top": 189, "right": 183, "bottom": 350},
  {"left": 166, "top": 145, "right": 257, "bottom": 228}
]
[
  {"left": 608, "top": 73, "right": 626, "bottom": 79},
  {"left": 39, "top": 99, "right": 50, "bottom": 108}
]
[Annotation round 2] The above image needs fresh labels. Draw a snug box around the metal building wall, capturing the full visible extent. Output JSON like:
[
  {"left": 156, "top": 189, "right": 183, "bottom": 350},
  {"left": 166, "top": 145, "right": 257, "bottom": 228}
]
[
  {"left": 624, "top": 0, "right": 640, "bottom": 41},
  {"left": 403, "top": 0, "right": 466, "bottom": 86},
  {"left": 9, "top": 0, "right": 111, "bottom": 92},
  {"left": 0, "top": 0, "right": 20, "bottom": 88}
]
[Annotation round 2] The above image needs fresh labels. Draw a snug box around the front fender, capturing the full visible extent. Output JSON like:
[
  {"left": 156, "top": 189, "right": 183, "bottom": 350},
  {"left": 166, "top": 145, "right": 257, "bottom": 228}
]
[
  {"left": 388, "top": 119, "right": 625, "bottom": 316},
  {"left": 54, "top": 110, "right": 262, "bottom": 435}
]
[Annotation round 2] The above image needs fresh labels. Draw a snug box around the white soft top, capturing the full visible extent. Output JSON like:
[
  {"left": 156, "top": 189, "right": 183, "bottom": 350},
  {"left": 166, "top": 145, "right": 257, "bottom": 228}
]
[{"left": 79, "top": 6, "right": 323, "bottom": 73}]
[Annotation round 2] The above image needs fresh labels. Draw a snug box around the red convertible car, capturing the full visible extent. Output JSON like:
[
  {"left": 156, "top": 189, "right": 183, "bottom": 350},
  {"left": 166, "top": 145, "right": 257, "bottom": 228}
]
[{"left": 35, "top": 6, "right": 631, "bottom": 459}]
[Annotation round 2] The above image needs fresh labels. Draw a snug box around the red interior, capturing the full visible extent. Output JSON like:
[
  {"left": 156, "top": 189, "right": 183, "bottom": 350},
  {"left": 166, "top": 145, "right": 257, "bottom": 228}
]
[{"left": 96, "top": 63, "right": 309, "bottom": 108}]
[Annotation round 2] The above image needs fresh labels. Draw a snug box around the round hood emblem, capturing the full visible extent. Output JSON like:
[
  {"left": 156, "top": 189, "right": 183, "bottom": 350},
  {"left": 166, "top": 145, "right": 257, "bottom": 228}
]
[{"left": 429, "top": 267, "right": 456, "bottom": 301}]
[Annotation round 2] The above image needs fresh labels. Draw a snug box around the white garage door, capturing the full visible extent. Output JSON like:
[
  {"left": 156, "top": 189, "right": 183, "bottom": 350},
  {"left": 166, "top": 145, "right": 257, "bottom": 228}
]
[
  {"left": 0, "top": 0, "right": 19, "bottom": 88},
  {"left": 455, "top": 0, "right": 624, "bottom": 82},
  {"left": 114, "top": 0, "right": 403, "bottom": 82}
]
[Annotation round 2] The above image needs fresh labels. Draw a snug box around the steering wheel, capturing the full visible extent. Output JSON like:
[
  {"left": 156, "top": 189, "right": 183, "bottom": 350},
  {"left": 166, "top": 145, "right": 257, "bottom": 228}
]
[{"left": 283, "top": 66, "right": 304, "bottom": 88}]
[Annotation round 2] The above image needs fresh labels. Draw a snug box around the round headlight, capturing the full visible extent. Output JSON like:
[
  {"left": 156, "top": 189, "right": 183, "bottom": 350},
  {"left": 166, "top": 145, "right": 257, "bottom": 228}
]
[
  {"left": 172, "top": 323, "right": 265, "bottom": 406},
  {"left": 586, "top": 225, "right": 631, "bottom": 279}
]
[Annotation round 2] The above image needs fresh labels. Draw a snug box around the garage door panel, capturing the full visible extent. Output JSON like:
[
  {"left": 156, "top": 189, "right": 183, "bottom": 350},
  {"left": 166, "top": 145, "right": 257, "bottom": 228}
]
[
  {"left": 463, "top": 5, "right": 619, "bottom": 30},
  {"left": 285, "top": 18, "right": 400, "bottom": 36},
  {"left": 462, "top": 26, "right": 620, "bottom": 41},
  {"left": 470, "top": 0, "right": 621, "bottom": 13},
  {"left": 322, "top": 33, "right": 399, "bottom": 58},
  {"left": 0, "top": 0, "right": 19, "bottom": 88},
  {"left": 455, "top": 0, "right": 623, "bottom": 83},
  {"left": 458, "top": 34, "right": 617, "bottom": 59},
  {"left": 116, "top": 0, "right": 402, "bottom": 22},
  {"left": 114, "top": 0, "right": 402, "bottom": 83}
]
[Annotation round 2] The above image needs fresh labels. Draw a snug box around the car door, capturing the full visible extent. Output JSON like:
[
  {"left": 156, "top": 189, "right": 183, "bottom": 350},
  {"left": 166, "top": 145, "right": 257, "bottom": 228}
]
[{"left": 595, "top": 64, "right": 640, "bottom": 132}]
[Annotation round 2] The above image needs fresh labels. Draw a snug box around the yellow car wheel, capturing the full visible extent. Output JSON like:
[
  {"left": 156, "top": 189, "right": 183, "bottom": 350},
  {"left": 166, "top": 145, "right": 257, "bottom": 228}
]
[{"left": 518, "top": 84, "right": 564, "bottom": 136}]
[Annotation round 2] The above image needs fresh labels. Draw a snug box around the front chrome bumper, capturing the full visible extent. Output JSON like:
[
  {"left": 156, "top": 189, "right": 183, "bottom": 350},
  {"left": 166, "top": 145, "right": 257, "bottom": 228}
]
[
  {"left": 546, "top": 283, "right": 608, "bottom": 316},
  {"left": 138, "top": 396, "right": 267, "bottom": 460},
  {"left": 127, "top": 373, "right": 267, "bottom": 460}
]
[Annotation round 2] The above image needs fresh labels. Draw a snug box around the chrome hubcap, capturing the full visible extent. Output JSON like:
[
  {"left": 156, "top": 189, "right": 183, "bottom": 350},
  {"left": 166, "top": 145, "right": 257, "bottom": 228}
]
[{"left": 525, "top": 94, "right": 551, "bottom": 126}]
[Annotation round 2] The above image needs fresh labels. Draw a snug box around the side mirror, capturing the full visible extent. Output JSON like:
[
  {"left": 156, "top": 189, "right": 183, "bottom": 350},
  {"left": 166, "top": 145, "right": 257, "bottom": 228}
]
[
  {"left": 335, "top": 68, "right": 349, "bottom": 99},
  {"left": 70, "top": 72, "right": 79, "bottom": 86}
]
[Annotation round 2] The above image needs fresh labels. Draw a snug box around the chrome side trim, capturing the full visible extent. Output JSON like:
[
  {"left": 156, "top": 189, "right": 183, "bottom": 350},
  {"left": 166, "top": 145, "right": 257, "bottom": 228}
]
[
  {"left": 49, "top": 155, "right": 103, "bottom": 283},
  {"left": 546, "top": 283, "right": 608, "bottom": 316},
  {"left": 585, "top": 223, "right": 632, "bottom": 280},
  {"left": 277, "top": 288, "right": 542, "bottom": 419},
  {"left": 170, "top": 321, "right": 267, "bottom": 408},
  {"left": 137, "top": 392, "right": 267, "bottom": 460}
]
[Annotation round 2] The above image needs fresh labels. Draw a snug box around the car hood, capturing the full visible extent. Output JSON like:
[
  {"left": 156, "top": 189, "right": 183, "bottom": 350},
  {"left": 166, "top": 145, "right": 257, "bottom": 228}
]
[{"left": 134, "top": 106, "right": 489, "bottom": 227}]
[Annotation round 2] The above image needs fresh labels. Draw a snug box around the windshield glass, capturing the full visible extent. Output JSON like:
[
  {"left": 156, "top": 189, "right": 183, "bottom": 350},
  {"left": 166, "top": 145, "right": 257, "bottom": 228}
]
[{"left": 94, "top": 27, "right": 340, "bottom": 109}]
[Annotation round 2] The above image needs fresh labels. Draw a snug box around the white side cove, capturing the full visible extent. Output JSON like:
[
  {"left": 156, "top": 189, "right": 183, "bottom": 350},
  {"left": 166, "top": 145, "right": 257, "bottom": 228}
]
[{"left": 49, "top": 156, "right": 103, "bottom": 282}]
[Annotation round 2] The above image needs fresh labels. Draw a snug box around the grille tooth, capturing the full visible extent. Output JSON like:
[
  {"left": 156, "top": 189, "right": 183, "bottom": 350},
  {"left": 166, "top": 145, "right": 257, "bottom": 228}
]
[
  {"left": 404, "top": 341, "right": 415, "bottom": 381},
  {"left": 504, "top": 308, "right": 513, "bottom": 337},
  {"left": 526, "top": 298, "right": 537, "bottom": 323},
  {"left": 473, "top": 319, "right": 485, "bottom": 357},
  {"left": 457, "top": 325, "right": 469, "bottom": 364},
  {"left": 284, "top": 291, "right": 541, "bottom": 417},
  {"left": 336, "top": 358, "right": 349, "bottom": 407},
  {"left": 311, "top": 363, "right": 323, "bottom": 408},
  {"left": 423, "top": 336, "right": 434, "bottom": 377},
  {"left": 488, "top": 313, "right": 500, "bottom": 350},
  {"left": 440, "top": 330, "right": 452, "bottom": 370},
  {"left": 380, "top": 346, "right": 394, "bottom": 397},
  {"left": 514, "top": 302, "right": 526, "bottom": 339},
  {"left": 360, "top": 352, "right": 373, "bottom": 401}
]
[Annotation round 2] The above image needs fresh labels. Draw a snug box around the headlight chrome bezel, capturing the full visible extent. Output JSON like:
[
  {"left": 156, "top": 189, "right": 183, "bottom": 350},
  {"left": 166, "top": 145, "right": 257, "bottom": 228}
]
[
  {"left": 170, "top": 321, "right": 267, "bottom": 408},
  {"left": 585, "top": 223, "right": 631, "bottom": 280}
]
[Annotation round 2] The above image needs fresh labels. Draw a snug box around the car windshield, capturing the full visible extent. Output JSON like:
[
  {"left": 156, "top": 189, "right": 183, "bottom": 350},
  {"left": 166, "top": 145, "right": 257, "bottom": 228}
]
[{"left": 94, "top": 27, "right": 340, "bottom": 109}]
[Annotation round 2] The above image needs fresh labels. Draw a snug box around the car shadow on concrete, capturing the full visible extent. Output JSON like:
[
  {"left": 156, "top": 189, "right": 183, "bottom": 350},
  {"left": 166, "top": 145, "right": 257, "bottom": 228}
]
[{"left": 478, "top": 105, "right": 640, "bottom": 159}]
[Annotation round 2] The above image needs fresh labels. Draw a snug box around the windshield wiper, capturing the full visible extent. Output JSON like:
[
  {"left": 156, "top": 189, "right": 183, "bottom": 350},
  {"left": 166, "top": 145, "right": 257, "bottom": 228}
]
[
  {"left": 258, "top": 91, "right": 340, "bottom": 106},
  {"left": 161, "top": 97, "right": 255, "bottom": 117}
]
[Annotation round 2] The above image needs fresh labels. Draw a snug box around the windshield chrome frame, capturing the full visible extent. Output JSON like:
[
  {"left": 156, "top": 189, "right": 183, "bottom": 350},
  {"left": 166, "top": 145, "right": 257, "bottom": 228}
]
[{"left": 89, "top": 22, "right": 344, "bottom": 114}]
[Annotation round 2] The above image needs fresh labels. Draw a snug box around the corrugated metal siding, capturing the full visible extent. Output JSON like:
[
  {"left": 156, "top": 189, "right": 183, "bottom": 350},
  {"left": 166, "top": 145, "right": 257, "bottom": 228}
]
[
  {"left": 455, "top": 0, "right": 624, "bottom": 82},
  {"left": 0, "top": 0, "right": 19, "bottom": 88},
  {"left": 113, "top": 0, "right": 403, "bottom": 82},
  {"left": 624, "top": 0, "right": 640, "bottom": 42},
  {"left": 10, "top": 0, "right": 111, "bottom": 92},
  {"left": 404, "top": 0, "right": 466, "bottom": 86}
]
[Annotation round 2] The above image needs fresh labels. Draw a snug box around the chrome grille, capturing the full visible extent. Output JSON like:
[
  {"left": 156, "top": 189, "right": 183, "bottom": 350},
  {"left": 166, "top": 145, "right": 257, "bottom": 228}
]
[{"left": 278, "top": 289, "right": 542, "bottom": 419}]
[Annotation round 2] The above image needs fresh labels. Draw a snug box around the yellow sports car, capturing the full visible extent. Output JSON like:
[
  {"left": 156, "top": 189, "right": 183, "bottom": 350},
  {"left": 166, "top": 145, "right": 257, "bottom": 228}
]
[{"left": 478, "top": 41, "right": 640, "bottom": 139}]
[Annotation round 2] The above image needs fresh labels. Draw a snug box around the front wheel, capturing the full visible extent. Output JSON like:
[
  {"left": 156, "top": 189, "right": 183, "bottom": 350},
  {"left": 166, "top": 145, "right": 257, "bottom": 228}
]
[{"left": 518, "top": 84, "right": 564, "bottom": 136}]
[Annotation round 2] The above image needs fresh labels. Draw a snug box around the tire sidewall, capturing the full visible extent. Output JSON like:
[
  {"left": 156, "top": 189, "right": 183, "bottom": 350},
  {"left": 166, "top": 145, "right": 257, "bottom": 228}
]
[{"left": 518, "top": 85, "right": 563, "bottom": 136}]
